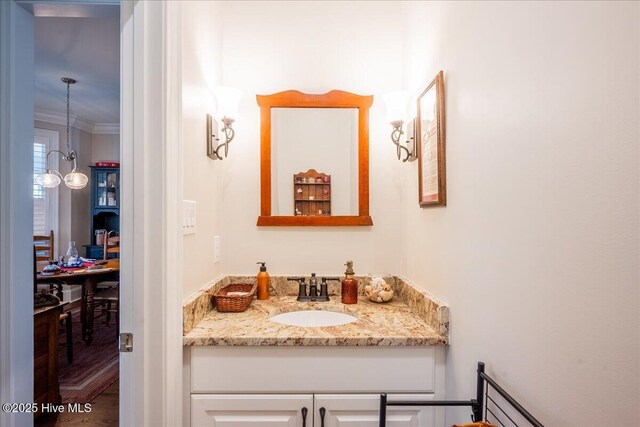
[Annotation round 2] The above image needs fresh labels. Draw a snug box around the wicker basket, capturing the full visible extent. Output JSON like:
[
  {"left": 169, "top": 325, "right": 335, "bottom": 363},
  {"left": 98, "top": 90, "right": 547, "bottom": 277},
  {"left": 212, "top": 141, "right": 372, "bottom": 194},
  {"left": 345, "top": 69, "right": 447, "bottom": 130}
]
[{"left": 214, "top": 283, "right": 256, "bottom": 312}]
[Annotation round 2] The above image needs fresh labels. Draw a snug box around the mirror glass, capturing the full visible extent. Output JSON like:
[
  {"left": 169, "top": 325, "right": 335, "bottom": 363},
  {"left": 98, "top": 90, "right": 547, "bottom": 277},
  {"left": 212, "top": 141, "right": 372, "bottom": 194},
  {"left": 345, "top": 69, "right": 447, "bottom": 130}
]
[{"left": 271, "top": 108, "right": 359, "bottom": 216}]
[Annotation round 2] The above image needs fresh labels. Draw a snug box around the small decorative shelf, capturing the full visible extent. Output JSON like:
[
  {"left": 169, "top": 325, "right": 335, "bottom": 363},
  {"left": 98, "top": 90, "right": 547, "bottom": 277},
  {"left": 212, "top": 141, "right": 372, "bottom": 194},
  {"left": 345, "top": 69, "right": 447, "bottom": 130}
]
[{"left": 293, "top": 169, "right": 331, "bottom": 216}]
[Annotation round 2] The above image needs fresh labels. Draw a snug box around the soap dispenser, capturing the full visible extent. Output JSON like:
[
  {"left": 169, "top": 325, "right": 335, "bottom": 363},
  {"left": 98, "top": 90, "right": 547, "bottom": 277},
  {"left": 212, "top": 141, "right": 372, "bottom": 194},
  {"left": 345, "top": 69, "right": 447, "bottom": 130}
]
[
  {"left": 257, "top": 262, "right": 270, "bottom": 300},
  {"left": 341, "top": 260, "right": 358, "bottom": 304}
]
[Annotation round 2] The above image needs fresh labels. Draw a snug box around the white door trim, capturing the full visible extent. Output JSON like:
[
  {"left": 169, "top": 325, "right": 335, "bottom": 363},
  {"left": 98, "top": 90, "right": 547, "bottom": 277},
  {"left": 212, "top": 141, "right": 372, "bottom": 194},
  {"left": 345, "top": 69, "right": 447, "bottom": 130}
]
[
  {"left": 0, "top": 2, "right": 34, "bottom": 427},
  {"left": 163, "top": 2, "right": 184, "bottom": 426},
  {"left": 118, "top": 1, "right": 136, "bottom": 423},
  {"left": 120, "top": 1, "right": 183, "bottom": 425}
]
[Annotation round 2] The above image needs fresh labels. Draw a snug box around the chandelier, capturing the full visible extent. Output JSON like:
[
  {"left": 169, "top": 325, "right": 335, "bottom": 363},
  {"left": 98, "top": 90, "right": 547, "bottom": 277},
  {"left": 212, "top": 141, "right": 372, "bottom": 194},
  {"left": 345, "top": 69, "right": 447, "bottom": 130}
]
[{"left": 36, "top": 77, "right": 89, "bottom": 189}]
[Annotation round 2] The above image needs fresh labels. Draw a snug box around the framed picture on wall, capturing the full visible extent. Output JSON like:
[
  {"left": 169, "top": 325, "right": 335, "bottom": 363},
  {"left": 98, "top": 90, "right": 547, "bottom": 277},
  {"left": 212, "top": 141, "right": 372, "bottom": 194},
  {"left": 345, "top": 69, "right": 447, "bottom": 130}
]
[{"left": 417, "top": 70, "right": 446, "bottom": 207}]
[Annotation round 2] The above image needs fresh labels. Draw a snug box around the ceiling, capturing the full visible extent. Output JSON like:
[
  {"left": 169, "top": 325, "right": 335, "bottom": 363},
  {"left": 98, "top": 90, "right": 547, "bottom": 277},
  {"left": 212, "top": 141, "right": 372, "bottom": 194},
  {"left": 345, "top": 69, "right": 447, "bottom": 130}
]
[{"left": 35, "top": 15, "right": 120, "bottom": 126}]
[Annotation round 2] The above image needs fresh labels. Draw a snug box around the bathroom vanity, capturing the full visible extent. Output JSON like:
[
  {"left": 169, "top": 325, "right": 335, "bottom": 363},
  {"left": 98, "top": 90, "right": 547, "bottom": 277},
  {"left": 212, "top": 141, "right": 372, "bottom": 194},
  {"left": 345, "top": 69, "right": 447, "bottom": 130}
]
[{"left": 183, "top": 276, "right": 449, "bottom": 427}]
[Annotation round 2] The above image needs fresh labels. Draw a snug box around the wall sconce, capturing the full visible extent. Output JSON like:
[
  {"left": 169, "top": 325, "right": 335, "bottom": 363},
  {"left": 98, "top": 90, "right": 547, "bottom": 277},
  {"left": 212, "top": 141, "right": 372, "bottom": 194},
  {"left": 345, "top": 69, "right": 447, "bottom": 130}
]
[
  {"left": 207, "top": 86, "right": 242, "bottom": 160},
  {"left": 36, "top": 77, "right": 89, "bottom": 189},
  {"left": 382, "top": 90, "right": 417, "bottom": 162}
]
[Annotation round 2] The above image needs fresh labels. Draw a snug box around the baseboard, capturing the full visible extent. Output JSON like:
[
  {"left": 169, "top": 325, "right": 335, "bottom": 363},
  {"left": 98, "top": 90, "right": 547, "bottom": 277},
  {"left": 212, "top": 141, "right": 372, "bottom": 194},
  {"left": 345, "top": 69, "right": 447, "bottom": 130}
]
[
  {"left": 62, "top": 285, "right": 82, "bottom": 302},
  {"left": 36, "top": 284, "right": 82, "bottom": 303}
]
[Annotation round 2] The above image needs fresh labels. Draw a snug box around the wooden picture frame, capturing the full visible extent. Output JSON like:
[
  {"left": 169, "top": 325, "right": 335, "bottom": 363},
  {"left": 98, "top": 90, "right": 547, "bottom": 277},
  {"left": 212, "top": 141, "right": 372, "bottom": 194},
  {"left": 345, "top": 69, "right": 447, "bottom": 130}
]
[
  {"left": 417, "top": 71, "right": 446, "bottom": 207},
  {"left": 256, "top": 90, "right": 373, "bottom": 226}
]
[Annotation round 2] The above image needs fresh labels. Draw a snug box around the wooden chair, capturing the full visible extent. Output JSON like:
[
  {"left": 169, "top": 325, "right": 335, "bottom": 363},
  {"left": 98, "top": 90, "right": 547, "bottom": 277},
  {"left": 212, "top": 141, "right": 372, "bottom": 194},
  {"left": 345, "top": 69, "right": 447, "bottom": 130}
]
[
  {"left": 58, "top": 311, "right": 73, "bottom": 364},
  {"left": 34, "top": 231, "right": 64, "bottom": 299},
  {"left": 103, "top": 230, "right": 120, "bottom": 260},
  {"left": 96, "top": 230, "right": 119, "bottom": 338},
  {"left": 33, "top": 245, "right": 73, "bottom": 364},
  {"left": 95, "top": 287, "right": 119, "bottom": 339},
  {"left": 34, "top": 231, "right": 54, "bottom": 262}
]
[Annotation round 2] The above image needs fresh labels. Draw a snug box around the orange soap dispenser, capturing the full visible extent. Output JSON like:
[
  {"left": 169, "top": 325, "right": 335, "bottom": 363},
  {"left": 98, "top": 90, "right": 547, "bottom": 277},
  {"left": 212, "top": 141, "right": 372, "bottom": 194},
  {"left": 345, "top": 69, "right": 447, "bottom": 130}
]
[
  {"left": 257, "top": 261, "right": 270, "bottom": 300},
  {"left": 341, "top": 260, "right": 358, "bottom": 304}
]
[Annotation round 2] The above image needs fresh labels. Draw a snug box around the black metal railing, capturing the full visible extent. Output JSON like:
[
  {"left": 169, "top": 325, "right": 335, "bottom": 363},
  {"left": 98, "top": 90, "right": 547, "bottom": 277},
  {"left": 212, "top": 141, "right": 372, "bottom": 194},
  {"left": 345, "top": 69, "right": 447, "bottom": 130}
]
[{"left": 379, "top": 362, "right": 544, "bottom": 427}]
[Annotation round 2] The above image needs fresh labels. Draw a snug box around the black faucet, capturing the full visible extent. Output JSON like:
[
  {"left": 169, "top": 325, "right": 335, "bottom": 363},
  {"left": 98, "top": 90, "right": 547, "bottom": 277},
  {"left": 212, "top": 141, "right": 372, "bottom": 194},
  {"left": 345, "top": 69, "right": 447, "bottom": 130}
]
[
  {"left": 309, "top": 273, "right": 319, "bottom": 298},
  {"left": 288, "top": 274, "right": 340, "bottom": 302}
]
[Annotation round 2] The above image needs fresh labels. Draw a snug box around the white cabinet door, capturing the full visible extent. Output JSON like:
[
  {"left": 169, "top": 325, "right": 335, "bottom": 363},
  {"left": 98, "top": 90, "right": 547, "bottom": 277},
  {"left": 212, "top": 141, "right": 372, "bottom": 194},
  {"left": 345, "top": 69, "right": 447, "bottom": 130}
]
[
  {"left": 191, "top": 394, "right": 313, "bottom": 427},
  {"left": 314, "top": 394, "right": 436, "bottom": 427}
]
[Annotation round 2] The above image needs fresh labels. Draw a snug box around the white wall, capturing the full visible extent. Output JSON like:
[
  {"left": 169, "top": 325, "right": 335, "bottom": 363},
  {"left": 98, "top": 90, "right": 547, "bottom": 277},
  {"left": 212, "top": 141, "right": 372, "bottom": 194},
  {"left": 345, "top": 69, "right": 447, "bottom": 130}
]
[
  {"left": 401, "top": 2, "right": 640, "bottom": 425},
  {"left": 69, "top": 126, "right": 91, "bottom": 249},
  {"left": 91, "top": 132, "right": 120, "bottom": 163},
  {"left": 218, "top": 0, "right": 407, "bottom": 277},
  {"left": 182, "top": 1, "right": 226, "bottom": 297}
]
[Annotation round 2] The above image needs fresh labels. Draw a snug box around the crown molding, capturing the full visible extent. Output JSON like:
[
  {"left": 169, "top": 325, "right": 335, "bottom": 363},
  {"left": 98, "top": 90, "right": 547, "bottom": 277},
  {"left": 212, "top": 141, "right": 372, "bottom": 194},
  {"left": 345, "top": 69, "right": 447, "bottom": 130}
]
[
  {"left": 18, "top": 2, "right": 120, "bottom": 18},
  {"left": 34, "top": 109, "right": 119, "bottom": 135},
  {"left": 34, "top": 109, "right": 93, "bottom": 133},
  {"left": 92, "top": 123, "right": 120, "bottom": 135}
]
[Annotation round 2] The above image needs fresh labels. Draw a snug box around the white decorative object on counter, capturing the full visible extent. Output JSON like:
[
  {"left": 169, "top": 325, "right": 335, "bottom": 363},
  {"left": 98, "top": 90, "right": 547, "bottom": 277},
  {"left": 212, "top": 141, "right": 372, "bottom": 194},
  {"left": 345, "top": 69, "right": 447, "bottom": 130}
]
[{"left": 364, "top": 276, "right": 394, "bottom": 303}]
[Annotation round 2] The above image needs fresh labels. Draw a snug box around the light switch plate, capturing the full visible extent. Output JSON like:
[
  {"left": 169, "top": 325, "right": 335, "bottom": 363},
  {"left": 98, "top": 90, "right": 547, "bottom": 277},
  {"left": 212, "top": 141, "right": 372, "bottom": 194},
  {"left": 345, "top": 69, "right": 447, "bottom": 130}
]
[
  {"left": 214, "top": 235, "right": 221, "bottom": 262},
  {"left": 183, "top": 200, "right": 196, "bottom": 235}
]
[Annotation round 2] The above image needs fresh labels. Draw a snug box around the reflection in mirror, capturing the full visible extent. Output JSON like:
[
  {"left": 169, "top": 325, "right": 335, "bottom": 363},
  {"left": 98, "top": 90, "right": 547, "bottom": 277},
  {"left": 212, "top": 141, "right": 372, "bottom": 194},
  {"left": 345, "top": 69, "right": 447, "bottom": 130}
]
[
  {"left": 257, "top": 90, "right": 373, "bottom": 226},
  {"left": 271, "top": 108, "right": 358, "bottom": 216}
]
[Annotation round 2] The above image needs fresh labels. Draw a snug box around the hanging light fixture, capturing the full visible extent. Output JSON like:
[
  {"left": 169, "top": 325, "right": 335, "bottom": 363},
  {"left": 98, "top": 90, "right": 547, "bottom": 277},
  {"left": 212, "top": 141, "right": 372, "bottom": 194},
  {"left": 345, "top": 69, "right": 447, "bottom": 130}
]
[{"left": 36, "top": 77, "right": 88, "bottom": 189}]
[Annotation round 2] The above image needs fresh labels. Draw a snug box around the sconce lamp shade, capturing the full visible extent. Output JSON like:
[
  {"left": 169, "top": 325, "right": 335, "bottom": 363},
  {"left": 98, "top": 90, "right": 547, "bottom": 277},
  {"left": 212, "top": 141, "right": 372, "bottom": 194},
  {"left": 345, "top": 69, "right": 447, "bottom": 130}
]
[
  {"left": 37, "top": 170, "right": 62, "bottom": 188},
  {"left": 213, "top": 86, "right": 242, "bottom": 121},
  {"left": 382, "top": 90, "right": 411, "bottom": 123},
  {"left": 64, "top": 171, "right": 89, "bottom": 189}
]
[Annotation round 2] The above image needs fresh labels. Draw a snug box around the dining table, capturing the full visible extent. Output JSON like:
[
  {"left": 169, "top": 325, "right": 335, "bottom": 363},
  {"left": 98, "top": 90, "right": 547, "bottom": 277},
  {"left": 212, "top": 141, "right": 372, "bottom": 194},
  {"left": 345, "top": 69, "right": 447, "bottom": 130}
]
[{"left": 36, "top": 258, "right": 120, "bottom": 344}]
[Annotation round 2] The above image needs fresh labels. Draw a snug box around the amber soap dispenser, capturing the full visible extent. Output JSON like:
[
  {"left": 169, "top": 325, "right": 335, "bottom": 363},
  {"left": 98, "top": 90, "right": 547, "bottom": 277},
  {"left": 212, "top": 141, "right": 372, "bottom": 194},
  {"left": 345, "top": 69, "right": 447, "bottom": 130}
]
[
  {"left": 341, "top": 260, "right": 358, "bottom": 304},
  {"left": 257, "top": 261, "right": 270, "bottom": 300}
]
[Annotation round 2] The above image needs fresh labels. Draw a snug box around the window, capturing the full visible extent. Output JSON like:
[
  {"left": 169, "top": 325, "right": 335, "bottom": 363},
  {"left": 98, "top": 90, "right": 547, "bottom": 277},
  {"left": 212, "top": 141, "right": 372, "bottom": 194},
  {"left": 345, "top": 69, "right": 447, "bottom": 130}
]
[
  {"left": 33, "top": 129, "right": 59, "bottom": 246},
  {"left": 33, "top": 142, "right": 47, "bottom": 235}
]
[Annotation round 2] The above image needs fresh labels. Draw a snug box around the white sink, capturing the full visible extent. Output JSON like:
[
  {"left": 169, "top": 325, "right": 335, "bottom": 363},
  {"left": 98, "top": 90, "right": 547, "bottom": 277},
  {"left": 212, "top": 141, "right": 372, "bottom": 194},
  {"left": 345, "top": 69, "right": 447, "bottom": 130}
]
[{"left": 270, "top": 310, "right": 357, "bottom": 327}]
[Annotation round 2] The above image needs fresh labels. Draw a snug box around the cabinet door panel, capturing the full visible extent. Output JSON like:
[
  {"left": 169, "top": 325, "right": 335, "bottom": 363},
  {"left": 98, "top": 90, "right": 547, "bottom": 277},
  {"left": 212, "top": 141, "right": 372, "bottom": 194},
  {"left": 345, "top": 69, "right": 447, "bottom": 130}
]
[
  {"left": 314, "top": 394, "right": 435, "bottom": 427},
  {"left": 191, "top": 394, "right": 313, "bottom": 427}
]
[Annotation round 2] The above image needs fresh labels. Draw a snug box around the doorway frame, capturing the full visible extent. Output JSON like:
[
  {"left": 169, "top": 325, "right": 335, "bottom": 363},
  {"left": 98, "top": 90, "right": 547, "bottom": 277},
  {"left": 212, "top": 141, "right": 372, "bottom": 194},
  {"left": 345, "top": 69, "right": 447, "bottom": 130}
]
[
  {"left": 0, "top": 1, "right": 184, "bottom": 425},
  {"left": 0, "top": 2, "right": 35, "bottom": 426},
  {"left": 120, "top": 1, "right": 183, "bottom": 425}
]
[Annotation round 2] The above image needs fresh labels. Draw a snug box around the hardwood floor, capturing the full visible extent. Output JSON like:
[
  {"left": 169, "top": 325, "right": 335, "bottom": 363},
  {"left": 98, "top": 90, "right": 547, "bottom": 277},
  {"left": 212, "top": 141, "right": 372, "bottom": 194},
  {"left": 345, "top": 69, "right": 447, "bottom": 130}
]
[{"left": 35, "top": 380, "right": 118, "bottom": 427}]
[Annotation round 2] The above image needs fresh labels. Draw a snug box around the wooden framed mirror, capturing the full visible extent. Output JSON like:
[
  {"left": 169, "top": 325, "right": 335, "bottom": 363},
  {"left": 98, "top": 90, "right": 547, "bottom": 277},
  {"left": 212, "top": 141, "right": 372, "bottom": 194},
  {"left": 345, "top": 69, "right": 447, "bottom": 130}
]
[{"left": 256, "top": 90, "right": 373, "bottom": 226}]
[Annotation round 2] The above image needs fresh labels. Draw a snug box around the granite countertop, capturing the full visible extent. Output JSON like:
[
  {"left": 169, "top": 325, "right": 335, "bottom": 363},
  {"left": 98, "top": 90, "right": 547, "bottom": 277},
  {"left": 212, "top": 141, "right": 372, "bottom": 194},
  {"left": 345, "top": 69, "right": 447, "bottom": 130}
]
[{"left": 183, "top": 276, "right": 449, "bottom": 347}]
